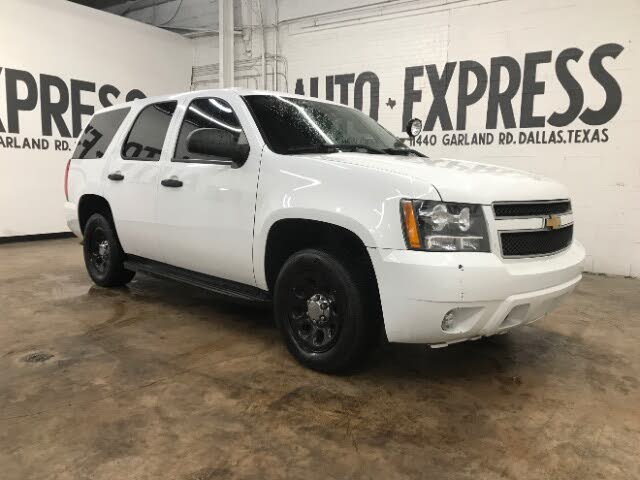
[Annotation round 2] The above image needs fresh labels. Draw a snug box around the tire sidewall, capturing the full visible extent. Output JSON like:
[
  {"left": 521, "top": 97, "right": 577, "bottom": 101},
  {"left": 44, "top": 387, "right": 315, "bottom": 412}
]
[
  {"left": 83, "top": 214, "right": 127, "bottom": 287},
  {"left": 274, "top": 249, "right": 369, "bottom": 373}
]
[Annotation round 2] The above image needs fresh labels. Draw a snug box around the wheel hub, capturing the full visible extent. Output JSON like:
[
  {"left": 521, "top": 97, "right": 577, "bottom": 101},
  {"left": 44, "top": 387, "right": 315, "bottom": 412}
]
[
  {"left": 98, "top": 240, "right": 110, "bottom": 258},
  {"left": 287, "top": 281, "right": 341, "bottom": 354},
  {"left": 91, "top": 235, "right": 111, "bottom": 273},
  {"left": 307, "top": 293, "right": 332, "bottom": 326}
]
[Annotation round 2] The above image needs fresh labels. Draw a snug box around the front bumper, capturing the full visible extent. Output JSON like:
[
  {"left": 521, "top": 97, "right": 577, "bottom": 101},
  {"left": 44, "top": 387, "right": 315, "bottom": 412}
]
[{"left": 368, "top": 241, "right": 585, "bottom": 345}]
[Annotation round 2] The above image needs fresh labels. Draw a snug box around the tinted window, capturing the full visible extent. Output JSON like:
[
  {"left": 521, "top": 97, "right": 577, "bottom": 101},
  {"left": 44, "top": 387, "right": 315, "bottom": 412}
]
[
  {"left": 122, "top": 101, "right": 177, "bottom": 160},
  {"left": 72, "top": 108, "right": 130, "bottom": 159},
  {"left": 174, "top": 97, "right": 246, "bottom": 161},
  {"left": 243, "top": 95, "right": 407, "bottom": 155}
]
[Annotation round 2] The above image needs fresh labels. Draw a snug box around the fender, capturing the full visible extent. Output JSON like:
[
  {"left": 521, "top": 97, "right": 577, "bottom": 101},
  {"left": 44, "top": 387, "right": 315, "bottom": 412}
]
[{"left": 252, "top": 149, "right": 441, "bottom": 289}]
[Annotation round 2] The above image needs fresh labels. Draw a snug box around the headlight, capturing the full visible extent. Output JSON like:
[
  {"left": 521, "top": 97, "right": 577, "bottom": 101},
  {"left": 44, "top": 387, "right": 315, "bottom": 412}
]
[{"left": 401, "top": 200, "right": 490, "bottom": 252}]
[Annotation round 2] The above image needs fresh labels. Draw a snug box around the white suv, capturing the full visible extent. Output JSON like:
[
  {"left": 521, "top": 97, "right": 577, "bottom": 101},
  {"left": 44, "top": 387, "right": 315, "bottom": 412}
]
[{"left": 64, "top": 88, "right": 585, "bottom": 372}]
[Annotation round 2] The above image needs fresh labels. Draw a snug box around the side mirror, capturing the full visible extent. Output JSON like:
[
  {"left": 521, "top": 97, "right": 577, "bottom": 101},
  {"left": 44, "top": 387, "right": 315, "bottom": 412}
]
[{"left": 186, "top": 128, "right": 250, "bottom": 168}]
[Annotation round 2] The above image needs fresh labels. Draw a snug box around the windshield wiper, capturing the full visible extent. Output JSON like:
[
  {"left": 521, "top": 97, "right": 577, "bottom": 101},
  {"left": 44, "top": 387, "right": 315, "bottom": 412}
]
[
  {"left": 286, "top": 144, "right": 338, "bottom": 154},
  {"left": 286, "top": 143, "right": 427, "bottom": 157},
  {"left": 331, "top": 144, "right": 386, "bottom": 154},
  {"left": 286, "top": 143, "right": 385, "bottom": 154},
  {"left": 383, "top": 147, "right": 428, "bottom": 158}
]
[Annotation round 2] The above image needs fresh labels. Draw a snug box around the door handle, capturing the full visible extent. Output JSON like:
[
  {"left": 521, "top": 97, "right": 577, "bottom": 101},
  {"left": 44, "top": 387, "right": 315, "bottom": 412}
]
[
  {"left": 161, "top": 178, "right": 183, "bottom": 188},
  {"left": 108, "top": 172, "right": 124, "bottom": 181}
]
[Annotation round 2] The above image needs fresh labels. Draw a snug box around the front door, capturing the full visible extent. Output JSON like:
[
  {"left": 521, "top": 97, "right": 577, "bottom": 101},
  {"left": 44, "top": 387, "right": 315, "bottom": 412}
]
[
  {"left": 154, "top": 94, "right": 262, "bottom": 287},
  {"left": 103, "top": 100, "right": 178, "bottom": 261}
]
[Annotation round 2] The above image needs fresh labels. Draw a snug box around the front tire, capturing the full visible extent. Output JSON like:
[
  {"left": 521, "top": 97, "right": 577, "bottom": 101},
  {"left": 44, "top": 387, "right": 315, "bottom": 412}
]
[
  {"left": 273, "top": 249, "right": 377, "bottom": 373},
  {"left": 83, "top": 213, "right": 135, "bottom": 287}
]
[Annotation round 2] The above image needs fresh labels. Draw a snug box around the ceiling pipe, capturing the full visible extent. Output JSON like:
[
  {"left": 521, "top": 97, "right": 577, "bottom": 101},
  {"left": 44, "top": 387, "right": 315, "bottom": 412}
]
[
  {"left": 256, "top": 0, "right": 267, "bottom": 89},
  {"left": 219, "top": 0, "right": 234, "bottom": 88},
  {"left": 273, "top": 0, "right": 278, "bottom": 90},
  {"left": 157, "top": 0, "right": 184, "bottom": 25},
  {"left": 182, "top": 29, "right": 243, "bottom": 38}
]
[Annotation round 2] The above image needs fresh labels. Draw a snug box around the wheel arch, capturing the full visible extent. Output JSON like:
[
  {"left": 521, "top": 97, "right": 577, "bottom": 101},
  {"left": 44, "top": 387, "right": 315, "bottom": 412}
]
[
  {"left": 260, "top": 216, "right": 379, "bottom": 296},
  {"left": 78, "top": 194, "right": 115, "bottom": 234}
]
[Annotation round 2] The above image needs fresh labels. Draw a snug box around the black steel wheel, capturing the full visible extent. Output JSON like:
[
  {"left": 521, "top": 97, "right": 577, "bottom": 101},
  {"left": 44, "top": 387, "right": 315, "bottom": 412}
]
[
  {"left": 83, "top": 213, "right": 135, "bottom": 287},
  {"left": 87, "top": 226, "right": 110, "bottom": 275},
  {"left": 287, "top": 276, "right": 342, "bottom": 354},
  {"left": 274, "top": 248, "right": 377, "bottom": 373}
]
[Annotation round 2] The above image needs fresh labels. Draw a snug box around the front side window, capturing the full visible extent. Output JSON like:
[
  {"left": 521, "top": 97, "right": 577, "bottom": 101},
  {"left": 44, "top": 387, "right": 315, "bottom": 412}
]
[
  {"left": 122, "top": 101, "right": 177, "bottom": 161},
  {"left": 243, "top": 94, "right": 414, "bottom": 156},
  {"left": 174, "top": 97, "right": 247, "bottom": 161},
  {"left": 72, "top": 108, "right": 130, "bottom": 159}
]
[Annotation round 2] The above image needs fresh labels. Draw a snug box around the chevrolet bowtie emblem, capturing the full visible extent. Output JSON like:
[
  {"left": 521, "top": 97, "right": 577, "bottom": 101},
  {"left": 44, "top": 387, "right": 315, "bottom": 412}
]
[{"left": 545, "top": 215, "right": 562, "bottom": 229}]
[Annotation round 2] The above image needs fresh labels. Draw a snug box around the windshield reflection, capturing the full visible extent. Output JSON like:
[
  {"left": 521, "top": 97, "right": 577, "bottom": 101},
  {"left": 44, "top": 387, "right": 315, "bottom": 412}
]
[{"left": 244, "top": 94, "right": 424, "bottom": 157}]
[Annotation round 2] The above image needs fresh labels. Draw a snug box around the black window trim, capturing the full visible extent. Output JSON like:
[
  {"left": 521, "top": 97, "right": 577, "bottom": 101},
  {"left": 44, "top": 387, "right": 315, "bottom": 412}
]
[
  {"left": 72, "top": 106, "right": 131, "bottom": 160},
  {"left": 120, "top": 100, "right": 178, "bottom": 162},
  {"left": 241, "top": 94, "right": 275, "bottom": 153},
  {"left": 172, "top": 157, "right": 235, "bottom": 165},
  {"left": 171, "top": 96, "right": 247, "bottom": 166}
]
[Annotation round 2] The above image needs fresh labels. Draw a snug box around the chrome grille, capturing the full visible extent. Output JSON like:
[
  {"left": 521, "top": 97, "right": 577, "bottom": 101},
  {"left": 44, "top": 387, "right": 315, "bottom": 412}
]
[
  {"left": 494, "top": 199, "right": 573, "bottom": 258},
  {"left": 493, "top": 200, "right": 571, "bottom": 218}
]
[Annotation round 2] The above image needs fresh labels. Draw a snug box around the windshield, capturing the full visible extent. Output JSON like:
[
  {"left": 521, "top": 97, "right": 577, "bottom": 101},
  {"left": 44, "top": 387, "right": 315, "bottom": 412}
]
[{"left": 243, "top": 94, "right": 420, "bottom": 156}]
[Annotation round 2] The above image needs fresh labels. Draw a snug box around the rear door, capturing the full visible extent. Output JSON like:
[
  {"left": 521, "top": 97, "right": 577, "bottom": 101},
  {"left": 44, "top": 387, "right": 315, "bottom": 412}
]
[
  {"left": 154, "top": 93, "right": 262, "bottom": 286},
  {"left": 102, "top": 100, "right": 179, "bottom": 261}
]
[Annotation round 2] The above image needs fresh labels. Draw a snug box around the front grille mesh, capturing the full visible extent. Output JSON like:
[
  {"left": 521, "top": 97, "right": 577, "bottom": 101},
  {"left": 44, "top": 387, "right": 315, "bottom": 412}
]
[
  {"left": 501, "top": 225, "right": 573, "bottom": 257},
  {"left": 494, "top": 201, "right": 571, "bottom": 218}
]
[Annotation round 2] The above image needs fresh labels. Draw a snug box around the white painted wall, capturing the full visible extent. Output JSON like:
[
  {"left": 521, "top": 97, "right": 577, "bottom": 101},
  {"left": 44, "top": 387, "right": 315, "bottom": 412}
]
[
  {"left": 0, "top": 0, "right": 192, "bottom": 238},
  {"left": 4, "top": 0, "right": 634, "bottom": 275},
  {"left": 192, "top": 0, "right": 638, "bottom": 276}
]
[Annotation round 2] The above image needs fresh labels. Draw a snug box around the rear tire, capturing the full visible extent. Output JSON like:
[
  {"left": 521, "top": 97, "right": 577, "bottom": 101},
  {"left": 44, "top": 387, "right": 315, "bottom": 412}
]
[
  {"left": 273, "top": 248, "right": 378, "bottom": 373},
  {"left": 83, "top": 213, "right": 135, "bottom": 287}
]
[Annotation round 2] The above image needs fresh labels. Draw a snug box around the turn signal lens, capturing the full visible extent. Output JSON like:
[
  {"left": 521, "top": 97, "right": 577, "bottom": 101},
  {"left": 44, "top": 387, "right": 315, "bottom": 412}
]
[{"left": 401, "top": 200, "right": 421, "bottom": 249}]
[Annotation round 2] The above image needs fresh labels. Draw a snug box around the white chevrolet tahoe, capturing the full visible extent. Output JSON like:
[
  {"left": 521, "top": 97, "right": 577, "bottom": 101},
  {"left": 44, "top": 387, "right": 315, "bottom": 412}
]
[{"left": 64, "top": 88, "right": 585, "bottom": 373}]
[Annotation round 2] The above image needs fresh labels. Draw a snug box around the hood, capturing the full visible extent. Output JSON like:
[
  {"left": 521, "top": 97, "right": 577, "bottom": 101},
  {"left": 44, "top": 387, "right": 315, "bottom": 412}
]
[{"left": 313, "top": 152, "right": 569, "bottom": 204}]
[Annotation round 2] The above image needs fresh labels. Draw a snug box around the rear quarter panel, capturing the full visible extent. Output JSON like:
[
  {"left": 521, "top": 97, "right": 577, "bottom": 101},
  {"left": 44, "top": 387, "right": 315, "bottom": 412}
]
[{"left": 66, "top": 106, "right": 139, "bottom": 234}]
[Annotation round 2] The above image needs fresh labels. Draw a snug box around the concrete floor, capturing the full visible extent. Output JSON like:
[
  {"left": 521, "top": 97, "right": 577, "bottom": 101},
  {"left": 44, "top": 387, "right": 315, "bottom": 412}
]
[{"left": 0, "top": 238, "right": 638, "bottom": 480}]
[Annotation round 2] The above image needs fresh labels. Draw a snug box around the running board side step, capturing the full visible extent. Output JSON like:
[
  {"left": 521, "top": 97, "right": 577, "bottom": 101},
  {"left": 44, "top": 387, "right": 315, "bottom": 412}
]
[{"left": 124, "top": 255, "right": 271, "bottom": 304}]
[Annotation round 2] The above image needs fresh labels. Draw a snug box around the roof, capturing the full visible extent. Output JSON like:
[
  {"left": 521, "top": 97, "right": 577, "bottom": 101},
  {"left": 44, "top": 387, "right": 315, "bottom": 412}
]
[{"left": 94, "top": 87, "right": 343, "bottom": 114}]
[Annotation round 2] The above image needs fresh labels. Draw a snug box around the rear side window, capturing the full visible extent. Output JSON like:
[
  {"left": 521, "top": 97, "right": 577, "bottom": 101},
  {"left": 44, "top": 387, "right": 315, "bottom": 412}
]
[
  {"left": 122, "top": 101, "right": 177, "bottom": 161},
  {"left": 72, "top": 108, "right": 130, "bottom": 159}
]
